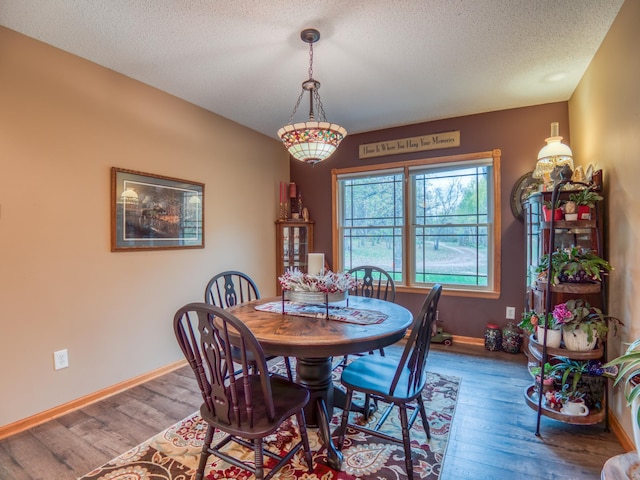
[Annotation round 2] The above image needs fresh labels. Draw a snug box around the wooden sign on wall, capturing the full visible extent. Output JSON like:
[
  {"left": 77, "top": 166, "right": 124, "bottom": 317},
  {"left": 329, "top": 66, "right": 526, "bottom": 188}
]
[{"left": 359, "top": 131, "right": 460, "bottom": 159}]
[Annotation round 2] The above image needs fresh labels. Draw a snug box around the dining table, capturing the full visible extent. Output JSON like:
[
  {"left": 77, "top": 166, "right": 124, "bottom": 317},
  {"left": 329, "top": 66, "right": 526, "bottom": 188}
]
[{"left": 227, "top": 295, "right": 413, "bottom": 471}]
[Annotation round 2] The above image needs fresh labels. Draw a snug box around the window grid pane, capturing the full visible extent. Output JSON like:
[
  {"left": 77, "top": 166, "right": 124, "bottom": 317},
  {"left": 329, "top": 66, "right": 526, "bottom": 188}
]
[
  {"left": 412, "top": 166, "right": 490, "bottom": 287},
  {"left": 340, "top": 174, "right": 403, "bottom": 280}
]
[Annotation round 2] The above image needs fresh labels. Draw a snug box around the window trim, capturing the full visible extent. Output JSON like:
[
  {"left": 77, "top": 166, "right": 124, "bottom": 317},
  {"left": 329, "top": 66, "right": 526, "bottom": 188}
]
[{"left": 331, "top": 149, "right": 501, "bottom": 298}]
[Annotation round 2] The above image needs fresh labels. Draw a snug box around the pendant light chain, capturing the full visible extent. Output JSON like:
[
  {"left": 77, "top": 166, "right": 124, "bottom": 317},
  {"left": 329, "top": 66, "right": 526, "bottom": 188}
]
[{"left": 285, "top": 37, "right": 328, "bottom": 124}]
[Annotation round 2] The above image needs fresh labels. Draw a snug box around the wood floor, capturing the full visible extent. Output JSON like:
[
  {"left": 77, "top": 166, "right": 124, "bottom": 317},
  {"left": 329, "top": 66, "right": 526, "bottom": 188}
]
[{"left": 0, "top": 343, "right": 625, "bottom": 480}]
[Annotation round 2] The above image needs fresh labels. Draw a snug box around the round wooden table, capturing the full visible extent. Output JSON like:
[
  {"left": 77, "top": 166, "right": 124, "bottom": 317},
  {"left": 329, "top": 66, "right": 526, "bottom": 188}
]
[{"left": 227, "top": 295, "right": 413, "bottom": 471}]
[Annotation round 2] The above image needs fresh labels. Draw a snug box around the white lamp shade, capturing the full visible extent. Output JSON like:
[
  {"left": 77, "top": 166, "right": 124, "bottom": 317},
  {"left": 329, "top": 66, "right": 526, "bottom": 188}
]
[{"left": 533, "top": 122, "right": 574, "bottom": 179}]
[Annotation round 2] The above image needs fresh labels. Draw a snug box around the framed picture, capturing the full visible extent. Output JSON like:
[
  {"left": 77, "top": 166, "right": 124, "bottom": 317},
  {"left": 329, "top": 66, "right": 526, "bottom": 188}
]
[{"left": 111, "top": 167, "right": 204, "bottom": 251}]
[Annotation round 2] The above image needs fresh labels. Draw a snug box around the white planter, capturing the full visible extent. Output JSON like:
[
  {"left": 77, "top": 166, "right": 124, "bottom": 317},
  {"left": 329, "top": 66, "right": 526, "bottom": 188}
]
[
  {"left": 536, "top": 326, "right": 562, "bottom": 348},
  {"left": 633, "top": 396, "right": 640, "bottom": 464},
  {"left": 562, "top": 326, "right": 598, "bottom": 351}
]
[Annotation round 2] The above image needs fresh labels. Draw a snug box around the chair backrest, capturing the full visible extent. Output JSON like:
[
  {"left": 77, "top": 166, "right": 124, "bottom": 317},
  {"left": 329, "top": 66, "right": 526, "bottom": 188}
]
[
  {"left": 390, "top": 284, "right": 442, "bottom": 397},
  {"left": 204, "top": 271, "right": 260, "bottom": 308},
  {"left": 347, "top": 265, "right": 396, "bottom": 302},
  {"left": 174, "top": 302, "right": 275, "bottom": 427}
]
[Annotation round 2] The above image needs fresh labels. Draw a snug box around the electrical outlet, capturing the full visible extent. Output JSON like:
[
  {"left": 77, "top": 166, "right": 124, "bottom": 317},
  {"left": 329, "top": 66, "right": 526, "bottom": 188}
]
[
  {"left": 54, "top": 349, "right": 69, "bottom": 370},
  {"left": 506, "top": 306, "right": 516, "bottom": 320}
]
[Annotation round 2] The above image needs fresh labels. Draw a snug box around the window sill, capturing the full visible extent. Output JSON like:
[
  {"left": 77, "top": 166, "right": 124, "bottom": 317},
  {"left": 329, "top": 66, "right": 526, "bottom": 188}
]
[{"left": 396, "top": 285, "right": 500, "bottom": 299}]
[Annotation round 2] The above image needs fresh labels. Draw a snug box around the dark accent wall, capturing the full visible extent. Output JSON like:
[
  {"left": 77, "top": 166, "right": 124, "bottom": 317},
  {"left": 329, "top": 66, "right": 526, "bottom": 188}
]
[{"left": 291, "top": 102, "right": 569, "bottom": 338}]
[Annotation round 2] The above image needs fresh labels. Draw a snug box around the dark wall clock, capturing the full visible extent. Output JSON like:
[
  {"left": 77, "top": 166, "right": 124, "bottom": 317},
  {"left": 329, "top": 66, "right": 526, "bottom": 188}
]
[{"left": 510, "top": 172, "right": 540, "bottom": 221}]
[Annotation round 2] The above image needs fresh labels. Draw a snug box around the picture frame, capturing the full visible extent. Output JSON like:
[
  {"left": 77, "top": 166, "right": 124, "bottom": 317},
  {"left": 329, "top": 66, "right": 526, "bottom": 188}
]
[{"left": 111, "top": 167, "right": 204, "bottom": 251}]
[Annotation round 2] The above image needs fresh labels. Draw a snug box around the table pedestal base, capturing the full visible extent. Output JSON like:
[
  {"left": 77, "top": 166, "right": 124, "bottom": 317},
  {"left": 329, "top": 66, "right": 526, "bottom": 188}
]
[{"left": 296, "top": 357, "right": 343, "bottom": 471}]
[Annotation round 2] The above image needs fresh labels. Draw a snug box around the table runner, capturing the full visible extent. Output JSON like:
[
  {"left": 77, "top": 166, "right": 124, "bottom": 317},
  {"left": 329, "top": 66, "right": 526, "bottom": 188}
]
[{"left": 255, "top": 301, "right": 388, "bottom": 325}]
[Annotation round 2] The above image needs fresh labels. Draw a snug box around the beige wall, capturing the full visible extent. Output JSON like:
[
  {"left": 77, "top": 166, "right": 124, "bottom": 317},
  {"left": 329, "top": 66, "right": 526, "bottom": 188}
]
[
  {"left": 569, "top": 0, "right": 640, "bottom": 444},
  {"left": 0, "top": 27, "right": 289, "bottom": 427}
]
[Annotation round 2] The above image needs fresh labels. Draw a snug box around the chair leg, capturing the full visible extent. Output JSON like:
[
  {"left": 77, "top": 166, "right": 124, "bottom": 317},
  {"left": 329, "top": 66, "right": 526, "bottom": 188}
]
[
  {"left": 417, "top": 396, "right": 431, "bottom": 440},
  {"left": 363, "top": 393, "right": 373, "bottom": 421},
  {"left": 195, "top": 425, "right": 215, "bottom": 480},
  {"left": 253, "top": 439, "right": 264, "bottom": 480},
  {"left": 399, "top": 404, "right": 415, "bottom": 480},
  {"left": 337, "top": 389, "right": 355, "bottom": 449},
  {"left": 284, "top": 357, "right": 294, "bottom": 381},
  {"left": 296, "top": 411, "right": 314, "bottom": 472}
]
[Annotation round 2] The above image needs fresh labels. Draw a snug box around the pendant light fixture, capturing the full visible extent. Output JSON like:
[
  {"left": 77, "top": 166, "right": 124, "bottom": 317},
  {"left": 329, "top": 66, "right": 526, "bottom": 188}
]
[{"left": 277, "top": 29, "right": 347, "bottom": 166}]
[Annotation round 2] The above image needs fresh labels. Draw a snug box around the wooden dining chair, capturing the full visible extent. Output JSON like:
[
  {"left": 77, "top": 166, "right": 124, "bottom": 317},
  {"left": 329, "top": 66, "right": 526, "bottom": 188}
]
[
  {"left": 204, "top": 270, "right": 293, "bottom": 380},
  {"left": 348, "top": 265, "right": 396, "bottom": 303},
  {"left": 174, "top": 302, "right": 313, "bottom": 480},
  {"left": 339, "top": 266, "right": 398, "bottom": 418},
  {"left": 338, "top": 265, "right": 396, "bottom": 362},
  {"left": 336, "top": 284, "right": 443, "bottom": 480}
]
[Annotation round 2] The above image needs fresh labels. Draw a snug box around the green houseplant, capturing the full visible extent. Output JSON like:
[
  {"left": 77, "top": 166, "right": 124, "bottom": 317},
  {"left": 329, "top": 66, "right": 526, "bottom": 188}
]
[
  {"left": 604, "top": 339, "right": 640, "bottom": 460},
  {"left": 557, "top": 298, "right": 621, "bottom": 346},
  {"left": 569, "top": 188, "right": 603, "bottom": 207},
  {"left": 605, "top": 339, "right": 640, "bottom": 414},
  {"left": 550, "top": 357, "right": 608, "bottom": 411},
  {"left": 536, "top": 246, "right": 612, "bottom": 285},
  {"left": 542, "top": 198, "right": 563, "bottom": 222},
  {"left": 530, "top": 362, "right": 555, "bottom": 393},
  {"left": 533, "top": 312, "right": 562, "bottom": 348},
  {"left": 569, "top": 188, "right": 603, "bottom": 220},
  {"left": 518, "top": 310, "right": 540, "bottom": 336}
]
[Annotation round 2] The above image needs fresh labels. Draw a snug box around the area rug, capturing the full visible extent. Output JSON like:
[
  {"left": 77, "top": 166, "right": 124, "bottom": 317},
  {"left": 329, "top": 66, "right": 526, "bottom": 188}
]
[{"left": 79, "top": 364, "right": 459, "bottom": 480}]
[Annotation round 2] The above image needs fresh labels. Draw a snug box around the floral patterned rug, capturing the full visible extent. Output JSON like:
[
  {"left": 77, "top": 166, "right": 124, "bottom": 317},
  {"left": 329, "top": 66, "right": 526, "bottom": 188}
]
[{"left": 79, "top": 364, "right": 459, "bottom": 480}]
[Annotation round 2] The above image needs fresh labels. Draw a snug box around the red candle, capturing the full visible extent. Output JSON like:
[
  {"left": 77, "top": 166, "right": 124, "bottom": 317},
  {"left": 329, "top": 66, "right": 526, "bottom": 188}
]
[{"left": 289, "top": 182, "right": 297, "bottom": 199}]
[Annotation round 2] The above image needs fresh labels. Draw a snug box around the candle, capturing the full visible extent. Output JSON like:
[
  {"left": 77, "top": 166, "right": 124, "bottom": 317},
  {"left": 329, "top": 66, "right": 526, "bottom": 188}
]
[
  {"left": 289, "top": 182, "right": 297, "bottom": 199},
  {"left": 279, "top": 181, "right": 283, "bottom": 204},
  {"left": 307, "top": 253, "right": 324, "bottom": 275}
]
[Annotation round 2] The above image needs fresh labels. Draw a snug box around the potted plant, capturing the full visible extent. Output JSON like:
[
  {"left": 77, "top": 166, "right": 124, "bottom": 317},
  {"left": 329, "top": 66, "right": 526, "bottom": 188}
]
[
  {"left": 558, "top": 299, "right": 622, "bottom": 351},
  {"left": 553, "top": 384, "right": 589, "bottom": 416},
  {"left": 542, "top": 198, "right": 563, "bottom": 222},
  {"left": 569, "top": 188, "right": 603, "bottom": 220},
  {"left": 535, "top": 312, "right": 562, "bottom": 348},
  {"left": 535, "top": 246, "right": 612, "bottom": 285},
  {"left": 604, "top": 339, "right": 640, "bottom": 461},
  {"left": 564, "top": 199, "right": 578, "bottom": 221},
  {"left": 530, "top": 362, "right": 555, "bottom": 393},
  {"left": 518, "top": 310, "right": 539, "bottom": 337}
]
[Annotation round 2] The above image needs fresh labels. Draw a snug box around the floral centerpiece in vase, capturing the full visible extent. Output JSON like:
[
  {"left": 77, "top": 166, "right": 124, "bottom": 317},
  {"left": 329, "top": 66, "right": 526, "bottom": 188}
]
[{"left": 279, "top": 269, "right": 357, "bottom": 304}]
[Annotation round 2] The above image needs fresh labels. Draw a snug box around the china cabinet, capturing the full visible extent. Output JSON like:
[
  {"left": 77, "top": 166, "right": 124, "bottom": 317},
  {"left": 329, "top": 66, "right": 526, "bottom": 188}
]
[{"left": 275, "top": 220, "right": 314, "bottom": 294}]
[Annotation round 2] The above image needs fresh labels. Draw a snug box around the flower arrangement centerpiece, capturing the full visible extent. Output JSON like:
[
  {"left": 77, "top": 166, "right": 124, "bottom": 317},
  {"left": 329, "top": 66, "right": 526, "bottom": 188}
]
[{"left": 279, "top": 269, "right": 357, "bottom": 304}]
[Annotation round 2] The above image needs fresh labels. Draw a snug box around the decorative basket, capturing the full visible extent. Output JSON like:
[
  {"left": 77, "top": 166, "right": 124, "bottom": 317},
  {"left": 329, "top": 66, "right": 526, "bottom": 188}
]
[{"left": 285, "top": 290, "right": 348, "bottom": 304}]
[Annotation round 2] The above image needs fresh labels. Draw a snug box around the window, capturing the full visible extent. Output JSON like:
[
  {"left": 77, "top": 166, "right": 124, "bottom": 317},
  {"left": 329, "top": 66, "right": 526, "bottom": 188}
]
[{"left": 332, "top": 150, "right": 501, "bottom": 296}]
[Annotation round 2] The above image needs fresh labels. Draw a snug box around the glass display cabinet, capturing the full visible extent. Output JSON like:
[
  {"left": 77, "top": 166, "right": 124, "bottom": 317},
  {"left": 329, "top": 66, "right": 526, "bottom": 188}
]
[{"left": 275, "top": 220, "right": 314, "bottom": 294}]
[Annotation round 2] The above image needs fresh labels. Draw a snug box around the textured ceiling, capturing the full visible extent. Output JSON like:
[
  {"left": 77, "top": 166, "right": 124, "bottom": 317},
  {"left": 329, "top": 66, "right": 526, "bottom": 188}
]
[{"left": 0, "top": 0, "right": 625, "bottom": 138}]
